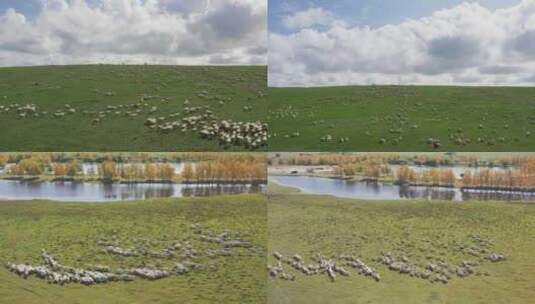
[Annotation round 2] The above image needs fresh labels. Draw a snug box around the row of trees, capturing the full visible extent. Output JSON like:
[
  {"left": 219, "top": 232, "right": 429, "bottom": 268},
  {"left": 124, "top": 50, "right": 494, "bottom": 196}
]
[
  {"left": 396, "top": 166, "right": 456, "bottom": 186},
  {"left": 396, "top": 166, "right": 418, "bottom": 184},
  {"left": 420, "top": 169, "right": 456, "bottom": 186},
  {"left": 270, "top": 153, "right": 535, "bottom": 169},
  {"left": 181, "top": 159, "right": 266, "bottom": 182},
  {"left": 462, "top": 170, "right": 535, "bottom": 189},
  {"left": 461, "top": 159, "right": 535, "bottom": 188},
  {"left": 271, "top": 153, "right": 393, "bottom": 166},
  {"left": 333, "top": 160, "right": 391, "bottom": 179},
  {"left": 5, "top": 159, "right": 265, "bottom": 183},
  {"left": 7, "top": 158, "right": 46, "bottom": 176},
  {"left": 52, "top": 160, "right": 81, "bottom": 177},
  {"left": 0, "top": 152, "right": 264, "bottom": 165},
  {"left": 396, "top": 164, "right": 535, "bottom": 189},
  {"left": 270, "top": 153, "right": 471, "bottom": 167},
  {"left": 2, "top": 152, "right": 266, "bottom": 182},
  {"left": 99, "top": 162, "right": 175, "bottom": 181}
]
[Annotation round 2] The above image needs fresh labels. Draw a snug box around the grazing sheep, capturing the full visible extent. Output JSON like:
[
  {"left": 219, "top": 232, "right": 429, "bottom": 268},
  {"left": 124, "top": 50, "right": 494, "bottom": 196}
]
[{"left": 486, "top": 253, "right": 506, "bottom": 262}]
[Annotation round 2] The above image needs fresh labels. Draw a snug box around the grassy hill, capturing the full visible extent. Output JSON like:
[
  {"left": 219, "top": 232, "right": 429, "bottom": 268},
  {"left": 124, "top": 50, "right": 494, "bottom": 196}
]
[
  {"left": 0, "top": 194, "right": 266, "bottom": 304},
  {"left": 267, "top": 184, "right": 535, "bottom": 304},
  {"left": 268, "top": 85, "right": 535, "bottom": 151},
  {"left": 0, "top": 65, "right": 266, "bottom": 151}
]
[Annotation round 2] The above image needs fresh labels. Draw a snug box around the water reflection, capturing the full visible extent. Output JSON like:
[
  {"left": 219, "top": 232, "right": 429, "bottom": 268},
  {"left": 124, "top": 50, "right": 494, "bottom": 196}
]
[
  {"left": 270, "top": 175, "right": 534, "bottom": 202},
  {"left": 397, "top": 186, "right": 458, "bottom": 201},
  {"left": 461, "top": 190, "right": 535, "bottom": 201},
  {"left": 182, "top": 184, "right": 263, "bottom": 197},
  {"left": 0, "top": 180, "right": 263, "bottom": 202}
]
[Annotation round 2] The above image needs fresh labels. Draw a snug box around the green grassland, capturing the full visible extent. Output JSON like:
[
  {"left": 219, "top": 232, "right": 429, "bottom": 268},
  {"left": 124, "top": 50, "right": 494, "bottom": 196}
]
[
  {"left": 267, "top": 183, "right": 535, "bottom": 304},
  {"left": 268, "top": 85, "right": 535, "bottom": 151},
  {"left": 0, "top": 65, "right": 266, "bottom": 151},
  {"left": 0, "top": 194, "right": 266, "bottom": 304}
]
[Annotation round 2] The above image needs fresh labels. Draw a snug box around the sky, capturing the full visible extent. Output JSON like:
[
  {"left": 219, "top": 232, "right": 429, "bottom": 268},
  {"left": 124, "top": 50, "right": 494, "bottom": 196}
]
[
  {"left": 0, "top": 0, "right": 267, "bottom": 66},
  {"left": 269, "top": 0, "right": 535, "bottom": 87}
]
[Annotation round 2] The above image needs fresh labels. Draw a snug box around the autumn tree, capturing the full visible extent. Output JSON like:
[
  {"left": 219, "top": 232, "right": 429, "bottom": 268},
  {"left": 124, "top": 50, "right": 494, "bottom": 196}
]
[
  {"left": 159, "top": 163, "right": 175, "bottom": 181},
  {"left": 396, "top": 166, "right": 416, "bottom": 184},
  {"left": 18, "top": 158, "right": 43, "bottom": 175},
  {"left": 8, "top": 164, "right": 25, "bottom": 176},
  {"left": 53, "top": 164, "right": 67, "bottom": 176},
  {"left": 181, "top": 163, "right": 194, "bottom": 181},
  {"left": 100, "top": 161, "right": 117, "bottom": 180},
  {"left": 0, "top": 154, "right": 7, "bottom": 167},
  {"left": 440, "top": 169, "right": 456, "bottom": 186},
  {"left": 462, "top": 171, "right": 473, "bottom": 187},
  {"left": 66, "top": 160, "right": 80, "bottom": 177},
  {"left": 145, "top": 163, "right": 157, "bottom": 180}
]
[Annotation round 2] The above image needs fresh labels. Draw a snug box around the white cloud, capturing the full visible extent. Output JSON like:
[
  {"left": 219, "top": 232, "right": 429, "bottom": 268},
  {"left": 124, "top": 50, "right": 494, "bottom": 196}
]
[
  {"left": 282, "top": 7, "right": 335, "bottom": 29},
  {"left": 269, "top": 0, "right": 535, "bottom": 86},
  {"left": 0, "top": 0, "right": 267, "bottom": 66}
]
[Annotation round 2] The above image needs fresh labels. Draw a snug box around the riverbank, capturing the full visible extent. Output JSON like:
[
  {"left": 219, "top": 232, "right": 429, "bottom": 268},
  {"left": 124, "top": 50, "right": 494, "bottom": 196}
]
[
  {"left": 269, "top": 164, "right": 535, "bottom": 199},
  {"left": 267, "top": 188, "right": 535, "bottom": 304},
  {"left": 0, "top": 194, "right": 267, "bottom": 304},
  {"left": 269, "top": 175, "right": 535, "bottom": 202}
]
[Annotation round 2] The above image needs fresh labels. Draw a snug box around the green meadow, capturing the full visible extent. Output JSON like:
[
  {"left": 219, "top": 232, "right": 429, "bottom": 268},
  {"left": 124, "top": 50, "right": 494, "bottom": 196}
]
[
  {"left": 268, "top": 183, "right": 535, "bottom": 304},
  {"left": 268, "top": 85, "right": 535, "bottom": 151},
  {"left": 0, "top": 194, "right": 266, "bottom": 304},
  {"left": 0, "top": 65, "right": 266, "bottom": 152}
]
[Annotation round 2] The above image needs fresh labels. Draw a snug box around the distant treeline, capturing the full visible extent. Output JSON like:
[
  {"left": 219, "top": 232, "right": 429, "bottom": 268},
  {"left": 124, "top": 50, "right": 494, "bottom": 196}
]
[
  {"left": 272, "top": 153, "right": 535, "bottom": 190},
  {"left": 396, "top": 166, "right": 456, "bottom": 187},
  {"left": 270, "top": 153, "right": 395, "bottom": 166},
  {"left": 269, "top": 153, "right": 535, "bottom": 168},
  {"left": 97, "top": 162, "right": 176, "bottom": 182},
  {"left": 181, "top": 159, "right": 266, "bottom": 183},
  {"left": 1, "top": 153, "right": 266, "bottom": 183},
  {"left": 333, "top": 159, "right": 391, "bottom": 180},
  {"left": 461, "top": 159, "right": 535, "bottom": 189},
  {"left": 395, "top": 159, "right": 535, "bottom": 189},
  {"left": 0, "top": 152, "right": 265, "bottom": 165}
]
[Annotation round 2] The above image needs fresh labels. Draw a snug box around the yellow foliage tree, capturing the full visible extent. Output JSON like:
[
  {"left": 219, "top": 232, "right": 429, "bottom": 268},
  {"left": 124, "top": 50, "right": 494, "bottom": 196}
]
[
  {"left": 53, "top": 164, "right": 67, "bottom": 176},
  {"left": 100, "top": 161, "right": 117, "bottom": 180}
]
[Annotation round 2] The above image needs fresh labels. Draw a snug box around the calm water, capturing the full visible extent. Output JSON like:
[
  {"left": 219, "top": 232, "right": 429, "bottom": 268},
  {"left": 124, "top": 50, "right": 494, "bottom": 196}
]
[
  {"left": 270, "top": 175, "right": 535, "bottom": 202},
  {"left": 0, "top": 180, "right": 263, "bottom": 202}
]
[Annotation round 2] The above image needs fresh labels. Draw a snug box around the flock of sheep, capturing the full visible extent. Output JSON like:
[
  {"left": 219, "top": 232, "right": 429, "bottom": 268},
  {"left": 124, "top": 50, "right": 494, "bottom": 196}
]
[
  {"left": 5, "top": 250, "right": 183, "bottom": 285},
  {"left": 4, "top": 94, "right": 532, "bottom": 150},
  {"left": 5, "top": 223, "right": 259, "bottom": 286},
  {"left": 268, "top": 252, "right": 380, "bottom": 282},
  {"left": 268, "top": 95, "right": 533, "bottom": 148},
  {"left": 145, "top": 100, "right": 267, "bottom": 149},
  {"left": 269, "top": 235, "right": 507, "bottom": 284},
  {"left": 1, "top": 90, "right": 267, "bottom": 150}
]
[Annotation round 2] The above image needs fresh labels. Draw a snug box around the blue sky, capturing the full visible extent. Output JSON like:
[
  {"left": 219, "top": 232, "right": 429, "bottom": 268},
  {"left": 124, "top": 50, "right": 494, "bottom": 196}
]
[
  {"left": 269, "top": 0, "right": 518, "bottom": 33},
  {"left": 0, "top": 0, "right": 102, "bottom": 18},
  {"left": 0, "top": 0, "right": 42, "bottom": 18}
]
